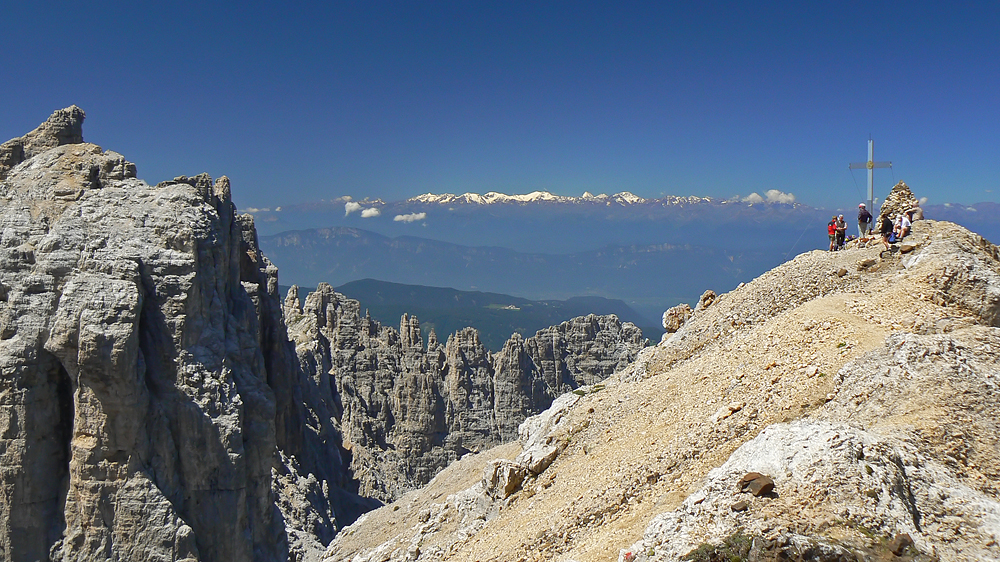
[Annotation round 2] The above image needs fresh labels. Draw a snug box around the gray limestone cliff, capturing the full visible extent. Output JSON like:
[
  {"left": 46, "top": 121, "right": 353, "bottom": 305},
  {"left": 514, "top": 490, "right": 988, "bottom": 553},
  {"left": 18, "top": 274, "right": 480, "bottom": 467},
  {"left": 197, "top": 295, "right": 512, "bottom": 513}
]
[
  {"left": 0, "top": 108, "right": 375, "bottom": 562},
  {"left": 283, "top": 283, "right": 646, "bottom": 503}
]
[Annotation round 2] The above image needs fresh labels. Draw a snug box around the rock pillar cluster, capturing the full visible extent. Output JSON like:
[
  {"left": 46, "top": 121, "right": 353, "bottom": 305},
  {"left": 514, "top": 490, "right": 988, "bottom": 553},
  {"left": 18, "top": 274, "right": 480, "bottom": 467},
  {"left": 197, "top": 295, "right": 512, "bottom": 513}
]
[{"left": 284, "top": 284, "right": 646, "bottom": 502}]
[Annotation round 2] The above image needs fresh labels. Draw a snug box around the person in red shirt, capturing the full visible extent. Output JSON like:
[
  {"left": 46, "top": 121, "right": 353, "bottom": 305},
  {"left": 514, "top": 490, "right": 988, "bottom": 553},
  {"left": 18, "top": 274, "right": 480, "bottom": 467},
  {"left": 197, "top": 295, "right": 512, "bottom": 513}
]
[{"left": 828, "top": 216, "right": 838, "bottom": 251}]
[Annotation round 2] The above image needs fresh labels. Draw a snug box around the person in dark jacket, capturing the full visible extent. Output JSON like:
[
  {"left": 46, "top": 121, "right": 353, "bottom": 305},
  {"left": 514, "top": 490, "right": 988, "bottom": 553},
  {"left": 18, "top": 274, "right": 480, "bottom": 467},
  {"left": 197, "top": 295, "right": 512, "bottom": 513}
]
[
  {"left": 879, "top": 214, "right": 894, "bottom": 250},
  {"left": 858, "top": 203, "right": 873, "bottom": 237}
]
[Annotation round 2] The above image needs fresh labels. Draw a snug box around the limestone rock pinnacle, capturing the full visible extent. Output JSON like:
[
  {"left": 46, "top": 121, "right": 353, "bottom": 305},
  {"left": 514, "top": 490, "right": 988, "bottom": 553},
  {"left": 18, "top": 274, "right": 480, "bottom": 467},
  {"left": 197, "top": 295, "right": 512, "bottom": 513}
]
[{"left": 0, "top": 105, "right": 86, "bottom": 179}]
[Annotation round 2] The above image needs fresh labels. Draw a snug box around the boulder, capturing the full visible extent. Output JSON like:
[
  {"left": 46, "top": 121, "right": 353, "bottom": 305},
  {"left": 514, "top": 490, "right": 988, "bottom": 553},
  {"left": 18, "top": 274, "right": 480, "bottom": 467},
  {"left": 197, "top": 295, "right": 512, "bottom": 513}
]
[
  {"left": 662, "top": 303, "right": 693, "bottom": 333},
  {"left": 695, "top": 289, "right": 718, "bottom": 312},
  {"left": 482, "top": 460, "right": 528, "bottom": 499},
  {"left": 738, "top": 472, "right": 775, "bottom": 497}
]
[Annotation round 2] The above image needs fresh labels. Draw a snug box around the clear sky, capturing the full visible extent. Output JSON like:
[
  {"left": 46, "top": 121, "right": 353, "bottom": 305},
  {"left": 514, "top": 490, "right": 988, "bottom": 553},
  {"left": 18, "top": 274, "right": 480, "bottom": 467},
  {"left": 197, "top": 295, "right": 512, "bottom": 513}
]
[{"left": 3, "top": 1, "right": 998, "bottom": 211}]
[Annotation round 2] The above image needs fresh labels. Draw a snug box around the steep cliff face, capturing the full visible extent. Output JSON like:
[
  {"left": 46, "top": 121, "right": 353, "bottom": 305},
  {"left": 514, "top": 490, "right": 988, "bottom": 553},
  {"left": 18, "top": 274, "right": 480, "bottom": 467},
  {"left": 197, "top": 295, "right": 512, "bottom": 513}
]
[
  {"left": 0, "top": 108, "right": 367, "bottom": 562},
  {"left": 283, "top": 283, "right": 646, "bottom": 502}
]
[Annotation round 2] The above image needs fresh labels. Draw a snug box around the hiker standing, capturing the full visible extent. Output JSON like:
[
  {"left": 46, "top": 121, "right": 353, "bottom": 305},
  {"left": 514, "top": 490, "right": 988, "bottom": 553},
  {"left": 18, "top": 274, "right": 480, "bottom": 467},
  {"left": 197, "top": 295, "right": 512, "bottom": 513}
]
[
  {"left": 835, "top": 215, "right": 847, "bottom": 249},
  {"left": 828, "top": 216, "right": 838, "bottom": 251},
  {"left": 857, "top": 203, "right": 873, "bottom": 237}
]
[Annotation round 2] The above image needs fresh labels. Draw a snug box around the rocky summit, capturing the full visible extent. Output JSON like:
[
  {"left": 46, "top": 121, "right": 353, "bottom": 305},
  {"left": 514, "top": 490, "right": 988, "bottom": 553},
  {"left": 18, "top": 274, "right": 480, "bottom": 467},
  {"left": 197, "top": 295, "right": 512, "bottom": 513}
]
[
  {"left": 0, "top": 108, "right": 648, "bottom": 562},
  {"left": 324, "top": 219, "right": 1000, "bottom": 560}
]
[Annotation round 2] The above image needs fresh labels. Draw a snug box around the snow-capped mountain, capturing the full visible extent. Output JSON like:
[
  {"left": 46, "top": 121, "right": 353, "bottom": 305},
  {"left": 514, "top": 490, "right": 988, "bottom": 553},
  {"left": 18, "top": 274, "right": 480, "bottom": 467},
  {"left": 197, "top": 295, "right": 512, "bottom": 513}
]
[
  {"left": 408, "top": 191, "right": 576, "bottom": 205},
  {"left": 405, "top": 190, "right": 719, "bottom": 207}
]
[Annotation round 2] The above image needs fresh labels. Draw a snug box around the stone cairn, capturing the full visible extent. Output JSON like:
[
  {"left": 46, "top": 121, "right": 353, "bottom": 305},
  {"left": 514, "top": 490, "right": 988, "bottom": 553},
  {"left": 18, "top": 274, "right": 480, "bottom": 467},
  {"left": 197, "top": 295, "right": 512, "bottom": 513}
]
[{"left": 878, "top": 181, "right": 920, "bottom": 225}]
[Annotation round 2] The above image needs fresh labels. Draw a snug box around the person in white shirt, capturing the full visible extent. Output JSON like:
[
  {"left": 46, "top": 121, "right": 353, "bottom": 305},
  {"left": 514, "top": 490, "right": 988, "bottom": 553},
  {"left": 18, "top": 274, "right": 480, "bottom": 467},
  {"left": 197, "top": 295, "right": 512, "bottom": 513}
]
[{"left": 899, "top": 211, "right": 912, "bottom": 238}]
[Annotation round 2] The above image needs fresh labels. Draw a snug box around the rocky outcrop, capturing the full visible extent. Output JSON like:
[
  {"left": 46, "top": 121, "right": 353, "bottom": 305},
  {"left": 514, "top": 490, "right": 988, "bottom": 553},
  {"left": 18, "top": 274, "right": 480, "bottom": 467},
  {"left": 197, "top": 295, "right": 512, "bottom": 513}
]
[
  {"left": 283, "top": 283, "right": 646, "bottom": 503},
  {"left": 0, "top": 108, "right": 372, "bottom": 562},
  {"left": 0, "top": 105, "right": 85, "bottom": 180}
]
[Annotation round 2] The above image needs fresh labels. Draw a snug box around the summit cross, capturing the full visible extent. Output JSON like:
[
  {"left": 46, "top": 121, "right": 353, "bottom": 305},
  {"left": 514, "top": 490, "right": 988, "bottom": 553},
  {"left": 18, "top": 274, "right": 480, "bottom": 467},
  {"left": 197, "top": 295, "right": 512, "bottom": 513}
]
[{"left": 849, "top": 139, "right": 891, "bottom": 212}]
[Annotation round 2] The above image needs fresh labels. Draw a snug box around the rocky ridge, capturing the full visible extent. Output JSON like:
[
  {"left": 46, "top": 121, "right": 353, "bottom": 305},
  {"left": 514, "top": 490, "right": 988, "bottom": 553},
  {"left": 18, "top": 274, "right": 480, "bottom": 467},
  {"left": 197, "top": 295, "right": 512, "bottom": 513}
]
[
  {"left": 323, "top": 217, "right": 1000, "bottom": 562},
  {"left": 281, "top": 283, "right": 646, "bottom": 502}
]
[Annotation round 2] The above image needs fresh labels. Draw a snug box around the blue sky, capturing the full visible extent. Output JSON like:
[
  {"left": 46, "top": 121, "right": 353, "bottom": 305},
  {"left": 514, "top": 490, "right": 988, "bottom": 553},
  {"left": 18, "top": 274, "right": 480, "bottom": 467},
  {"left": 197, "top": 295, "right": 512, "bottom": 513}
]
[{"left": 3, "top": 1, "right": 998, "bottom": 211}]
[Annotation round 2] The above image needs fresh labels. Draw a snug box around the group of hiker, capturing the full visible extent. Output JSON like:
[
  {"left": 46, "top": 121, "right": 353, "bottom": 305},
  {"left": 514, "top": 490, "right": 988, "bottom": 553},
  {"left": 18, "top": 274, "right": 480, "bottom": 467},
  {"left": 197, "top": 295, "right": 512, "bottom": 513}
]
[{"left": 827, "top": 203, "right": 922, "bottom": 251}]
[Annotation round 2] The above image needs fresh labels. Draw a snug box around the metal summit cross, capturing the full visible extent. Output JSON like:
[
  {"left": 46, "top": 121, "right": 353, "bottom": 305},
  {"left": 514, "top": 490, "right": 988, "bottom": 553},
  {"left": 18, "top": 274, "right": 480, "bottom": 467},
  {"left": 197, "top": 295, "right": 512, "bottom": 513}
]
[{"left": 849, "top": 138, "right": 891, "bottom": 212}]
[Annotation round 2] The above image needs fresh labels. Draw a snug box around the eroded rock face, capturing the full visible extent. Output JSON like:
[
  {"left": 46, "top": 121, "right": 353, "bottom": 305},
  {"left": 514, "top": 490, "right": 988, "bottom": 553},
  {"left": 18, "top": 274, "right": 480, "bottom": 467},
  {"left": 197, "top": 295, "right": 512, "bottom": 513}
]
[
  {"left": 284, "top": 284, "right": 646, "bottom": 502},
  {"left": 0, "top": 109, "right": 366, "bottom": 562}
]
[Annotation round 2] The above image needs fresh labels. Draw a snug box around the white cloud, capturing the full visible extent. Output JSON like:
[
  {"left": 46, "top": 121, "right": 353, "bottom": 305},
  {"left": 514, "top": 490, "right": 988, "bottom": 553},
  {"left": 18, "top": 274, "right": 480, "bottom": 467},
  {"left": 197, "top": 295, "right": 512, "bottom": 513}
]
[
  {"left": 394, "top": 212, "right": 427, "bottom": 223},
  {"left": 918, "top": 197, "right": 928, "bottom": 205},
  {"left": 345, "top": 201, "right": 362, "bottom": 215},
  {"left": 275, "top": 206, "right": 282, "bottom": 212},
  {"left": 244, "top": 207, "right": 270, "bottom": 213},
  {"left": 742, "top": 192, "right": 765, "bottom": 204},
  {"left": 765, "top": 189, "right": 795, "bottom": 204},
  {"left": 361, "top": 208, "right": 381, "bottom": 218}
]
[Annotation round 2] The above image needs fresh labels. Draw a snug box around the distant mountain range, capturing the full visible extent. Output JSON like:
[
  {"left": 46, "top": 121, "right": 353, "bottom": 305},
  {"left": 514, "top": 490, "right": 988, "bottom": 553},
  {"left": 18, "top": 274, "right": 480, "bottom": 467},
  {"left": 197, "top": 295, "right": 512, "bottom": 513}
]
[
  {"left": 249, "top": 190, "right": 826, "bottom": 254},
  {"left": 251, "top": 191, "right": 999, "bottom": 247},
  {"left": 324, "top": 278, "right": 660, "bottom": 351},
  {"left": 404, "top": 190, "right": 698, "bottom": 206}
]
